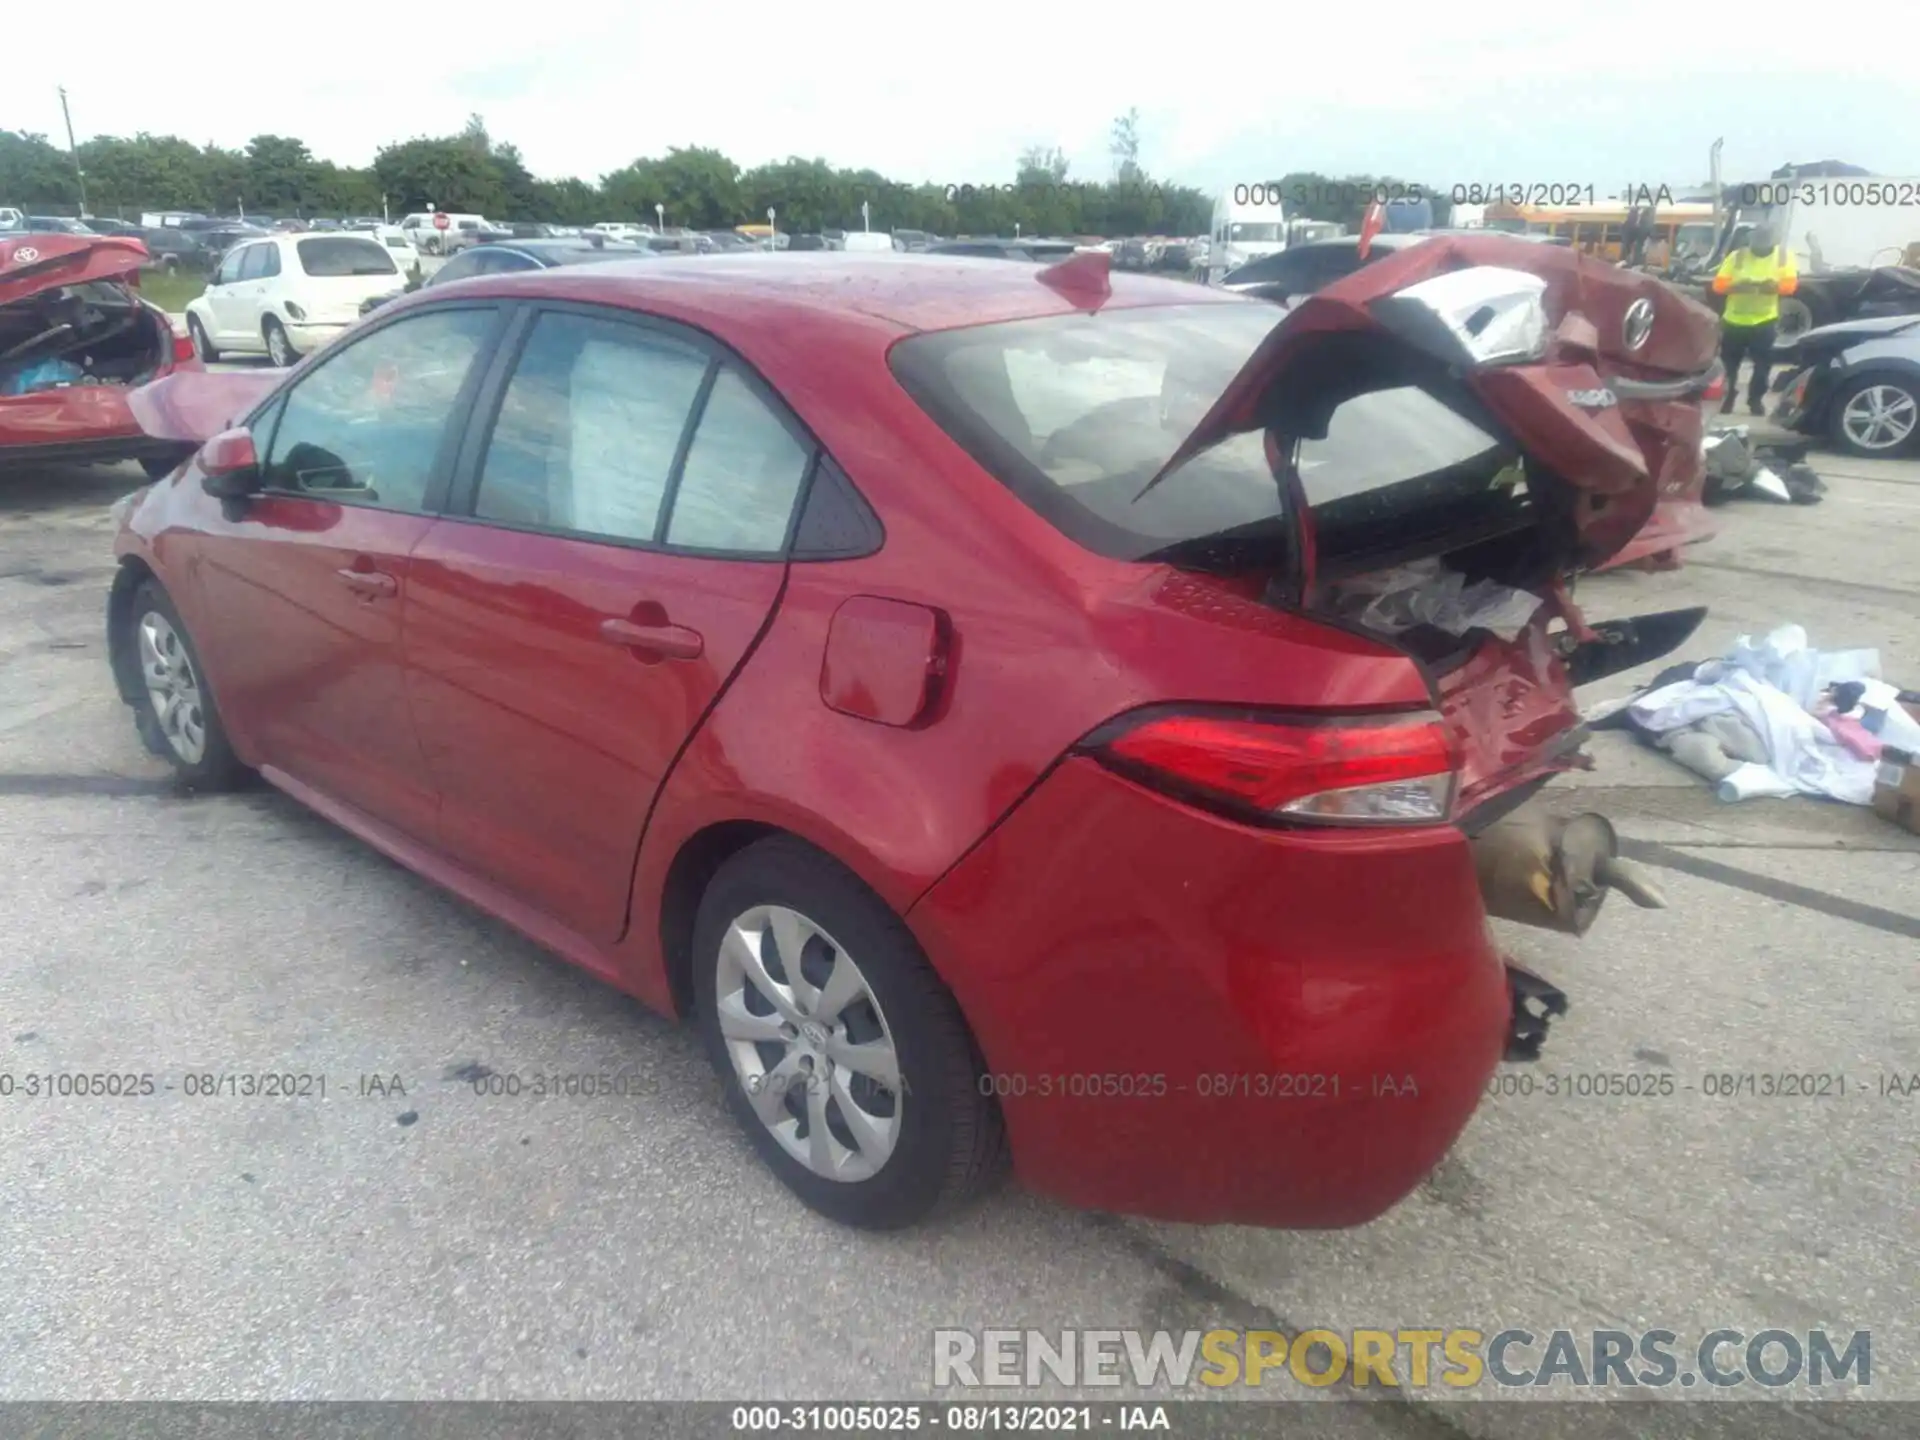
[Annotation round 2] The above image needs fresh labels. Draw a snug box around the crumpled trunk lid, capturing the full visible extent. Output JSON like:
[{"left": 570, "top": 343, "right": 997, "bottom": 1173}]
[
  {"left": 126, "top": 369, "right": 281, "bottom": 445},
  {"left": 1, "top": 234, "right": 149, "bottom": 305},
  {"left": 1149, "top": 235, "right": 1721, "bottom": 809},
  {"left": 1145, "top": 233, "right": 1723, "bottom": 578}
]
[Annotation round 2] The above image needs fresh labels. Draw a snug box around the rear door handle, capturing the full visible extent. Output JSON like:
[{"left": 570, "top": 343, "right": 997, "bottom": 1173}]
[
  {"left": 599, "top": 617, "right": 704, "bottom": 660},
  {"left": 335, "top": 567, "right": 398, "bottom": 598}
]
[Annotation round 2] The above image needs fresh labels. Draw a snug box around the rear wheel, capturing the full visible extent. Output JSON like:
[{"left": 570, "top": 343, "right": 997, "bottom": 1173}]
[
  {"left": 187, "top": 314, "right": 219, "bottom": 363},
  {"left": 1830, "top": 375, "right": 1919, "bottom": 457},
  {"left": 124, "top": 579, "right": 247, "bottom": 790},
  {"left": 263, "top": 317, "right": 296, "bottom": 368},
  {"left": 692, "top": 837, "right": 1006, "bottom": 1230}
]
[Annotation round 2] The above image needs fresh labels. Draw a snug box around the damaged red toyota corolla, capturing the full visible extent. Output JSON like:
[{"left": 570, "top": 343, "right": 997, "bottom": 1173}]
[
  {"left": 0, "top": 233, "right": 202, "bottom": 477},
  {"left": 103, "top": 238, "right": 1719, "bottom": 1230}
]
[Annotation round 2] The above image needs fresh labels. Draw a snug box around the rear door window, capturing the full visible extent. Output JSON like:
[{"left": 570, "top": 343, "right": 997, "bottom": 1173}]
[
  {"left": 471, "top": 311, "right": 711, "bottom": 541},
  {"left": 665, "top": 369, "right": 813, "bottom": 552}
]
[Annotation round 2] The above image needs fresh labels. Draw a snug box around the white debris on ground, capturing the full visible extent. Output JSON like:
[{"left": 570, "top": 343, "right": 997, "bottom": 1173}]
[{"left": 1626, "top": 624, "right": 1920, "bottom": 804}]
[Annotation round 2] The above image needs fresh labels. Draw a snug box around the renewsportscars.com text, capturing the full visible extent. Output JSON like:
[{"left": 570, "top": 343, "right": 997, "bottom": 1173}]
[{"left": 932, "top": 1328, "right": 1871, "bottom": 1391}]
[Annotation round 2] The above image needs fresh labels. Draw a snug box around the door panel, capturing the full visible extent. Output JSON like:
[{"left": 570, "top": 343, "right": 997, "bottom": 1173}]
[
  {"left": 406, "top": 525, "right": 785, "bottom": 941},
  {"left": 188, "top": 305, "right": 500, "bottom": 836},
  {"left": 403, "top": 307, "right": 813, "bottom": 941},
  {"left": 195, "top": 498, "right": 440, "bottom": 835}
]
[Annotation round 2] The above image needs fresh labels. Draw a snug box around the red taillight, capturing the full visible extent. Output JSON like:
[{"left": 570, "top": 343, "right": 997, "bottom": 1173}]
[
  {"left": 1091, "top": 710, "right": 1459, "bottom": 826},
  {"left": 1703, "top": 373, "right": 1725, "bottom": 403},
  {"left": 172, "top": 332, "right": 196, "bottom": 363}
]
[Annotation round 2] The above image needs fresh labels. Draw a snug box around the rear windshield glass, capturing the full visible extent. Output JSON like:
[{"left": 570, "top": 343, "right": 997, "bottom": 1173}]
[
  {"left": 1293, "top": 384, "right": 1522, "bottom": 577},
  {"left": 890, "top": 305, "right": 1518, "bottom": 568},
  {"left": 889, "top": 304, "right": 1286, "bottom": 559},
  {"left": 297, "top": 237, "right": 398, "bottom": 277},
  {"left": 1228, "top": 223, "right": 1283, "bottom": 242}
]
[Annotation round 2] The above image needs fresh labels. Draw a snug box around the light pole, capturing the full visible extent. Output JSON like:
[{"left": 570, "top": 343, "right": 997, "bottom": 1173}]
[
  {"left": 56, "top": 86, "right": 88, "bottom": 218},
  {"left": 655, "top": 202, "right": 664, "bottom": 234},
  {"left": 861, "top": 200, "right": 871, "bottom": 233},
  {"left": 767, "top": 206, "right": 777, "bottom": 250}
]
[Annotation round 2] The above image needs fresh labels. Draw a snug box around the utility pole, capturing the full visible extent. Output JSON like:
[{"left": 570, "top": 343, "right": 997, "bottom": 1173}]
[{"left": 57, "top": 86, "right": 88, "bottom": 218}]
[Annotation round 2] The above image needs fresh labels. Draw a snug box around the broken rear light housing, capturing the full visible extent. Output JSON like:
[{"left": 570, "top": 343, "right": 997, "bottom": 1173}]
[{"left": 1082, "top": 706, "right": 1459, "bottom": 828}]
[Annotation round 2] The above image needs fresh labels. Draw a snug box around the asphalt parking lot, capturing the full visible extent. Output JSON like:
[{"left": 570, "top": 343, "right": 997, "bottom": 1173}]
[{"left": 1, "top": 427, "right": 1917, "bottom": 1433}]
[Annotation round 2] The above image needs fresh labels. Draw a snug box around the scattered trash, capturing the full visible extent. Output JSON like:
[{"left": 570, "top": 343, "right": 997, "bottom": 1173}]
[
  {"left": 1323, "top": 558, "right": 1543, "bottom": 642},
  {"left": 1603, "top": 625, "right": 1919, "bottom": 806},
  {"left": 1701, "top": 427, "right": 1827, "bottom": 507},
  {"left": 0, "top": 357, "right": 87, "bottom": 397},
  {"left": 1874, "top": 747, "right": 1920, "bottom": 834}
]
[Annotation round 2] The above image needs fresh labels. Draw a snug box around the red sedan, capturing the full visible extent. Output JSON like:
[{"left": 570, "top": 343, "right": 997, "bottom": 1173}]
[
  {"left": 105, "top": 241, "right": 1718, "bottom": 1229},
  {"left": 1, "top": 233, "right": 201, "bottom": 476}
]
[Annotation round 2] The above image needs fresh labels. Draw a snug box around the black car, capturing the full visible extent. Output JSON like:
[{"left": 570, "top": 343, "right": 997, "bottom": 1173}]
[
  {"left": 923, "top": 237, "right": 1079, "bottom": 262},
  {"left": 1219, "top": 230, "right": 1563, "bottom": 303},
  {"left": 137, "top": 226, "right": 210, "bottom": 273},
  {"left": 785, "top": 234, "right": 831, "bottom": 252},
  {"left": 80, "top": 217, "right": 145, "bottom": 238},
  {"left": 1773, "top": 315, "right": 1920, "bottom": 457},
  {"left": 16, "top": 215, "right": 96, "bottom": 235},
  {"left": 358, "top": 237, "right": 653, "bottom": 315}
]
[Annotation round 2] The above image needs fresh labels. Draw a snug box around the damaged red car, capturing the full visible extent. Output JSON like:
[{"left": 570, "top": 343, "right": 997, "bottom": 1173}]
[
  {"left": 104, "top": 240, "right": 1717, "bottom": 1230},
  {"left": 1, "top": 233, "right": 201, "bottom": 477}
]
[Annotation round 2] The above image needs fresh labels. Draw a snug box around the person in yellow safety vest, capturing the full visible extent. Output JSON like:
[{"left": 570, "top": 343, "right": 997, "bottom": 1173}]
[{"left": 1711, "top": 221, "right": 1798, "bottom": 416}]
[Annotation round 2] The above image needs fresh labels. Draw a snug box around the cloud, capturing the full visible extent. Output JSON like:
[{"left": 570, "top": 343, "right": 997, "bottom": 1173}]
[{"left": 8, "top": 0, "right": 1916, "bottom": 196}]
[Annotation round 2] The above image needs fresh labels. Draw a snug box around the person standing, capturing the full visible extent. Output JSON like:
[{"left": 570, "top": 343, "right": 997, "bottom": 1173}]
[{"left": 1712, "top": 222, "right": 1798, "bottom": 416}]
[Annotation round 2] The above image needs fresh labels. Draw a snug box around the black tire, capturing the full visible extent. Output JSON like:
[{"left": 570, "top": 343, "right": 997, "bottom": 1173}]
[
  {"left": 124, "top": 579, "right": 249, "bottom": 791},
  {"left": 1828, "top": 374, "right": 1920, "bottom": 458},
  {"left": 263, "top": 316, "right": 296, "bottom": 368},
  {"left": 159, "top": 254, "right": 180, "bottom": 276},
  {"left": 139, "top": 454, "right": 184, "bottom": 481},
  {"left": 691, "top": 836, "right": 1006, "bottom": 1230},
  {"left": 187, "top": 314, "right": 219, "bottom": 363}
]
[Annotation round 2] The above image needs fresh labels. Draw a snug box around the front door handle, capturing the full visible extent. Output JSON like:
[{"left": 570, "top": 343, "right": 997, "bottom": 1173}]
[
  {"left": 335, "top": 567, "right": 398, "bottom": 598},
  {"left": 599, "top": 616, "right": 704, "bottom": 660}
]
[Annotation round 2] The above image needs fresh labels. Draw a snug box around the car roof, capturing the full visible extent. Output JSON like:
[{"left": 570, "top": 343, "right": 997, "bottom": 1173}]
[{"left": 435, "top": 252, "right": 1248, "bottom": 340}]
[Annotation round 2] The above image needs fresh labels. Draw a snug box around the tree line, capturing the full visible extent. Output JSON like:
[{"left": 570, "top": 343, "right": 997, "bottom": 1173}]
[{"left": 2, "top": 109, "right": 1436, "bottom": 238}]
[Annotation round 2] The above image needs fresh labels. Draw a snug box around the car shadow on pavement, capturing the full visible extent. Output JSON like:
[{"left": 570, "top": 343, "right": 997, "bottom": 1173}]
[{"left": 0, "top": 462, "right": 150, "bottom": 516}]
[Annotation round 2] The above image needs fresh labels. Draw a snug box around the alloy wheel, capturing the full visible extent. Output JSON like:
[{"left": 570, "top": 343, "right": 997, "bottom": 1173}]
[
  {"left": 266, "top": 322, "right": 293, "bottom": 368},
  {"left": 1841, "top": 384, "right": 1918, "bottom": 452},
  {"left": 137, "top": 611, "right": 207, "bottom": 764},
  {"left": 713, "top": 904, "right": 903, "bottom": 1182}
]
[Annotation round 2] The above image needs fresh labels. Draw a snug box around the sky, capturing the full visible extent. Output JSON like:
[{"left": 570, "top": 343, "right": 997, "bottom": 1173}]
[{"left": 8, "top": 0, "right": 1919, "bottom": 197}]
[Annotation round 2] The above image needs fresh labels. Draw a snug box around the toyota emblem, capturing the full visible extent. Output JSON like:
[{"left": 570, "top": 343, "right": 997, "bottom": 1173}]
[
  {"left": 1623, "top": 298, "right": 1656, "bottom": 352},
  {"left": 12, "top": 245, "right": 39, "bottom": 264}
]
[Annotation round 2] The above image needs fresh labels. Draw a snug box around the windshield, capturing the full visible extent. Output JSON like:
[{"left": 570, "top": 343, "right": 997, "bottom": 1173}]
[
  {"left": 297, "top": 236, "right": 400, "bottom": 277},
  {"left": 890, "top": 304, "right": 1288, "bottom": 559},
  {"left": 1228, "top": 223, "right": 1283, "bottom": 243}
]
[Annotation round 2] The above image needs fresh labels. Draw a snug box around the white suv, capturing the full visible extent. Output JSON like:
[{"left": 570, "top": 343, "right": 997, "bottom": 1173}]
[{"left": 184, "top": 232, "right": 404, "bottom": 366}]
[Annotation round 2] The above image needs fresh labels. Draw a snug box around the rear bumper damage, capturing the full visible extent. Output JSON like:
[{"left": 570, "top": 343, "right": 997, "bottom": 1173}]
[{"left": 1469, "top": 802, "right": 1668, "bottom": 1061}]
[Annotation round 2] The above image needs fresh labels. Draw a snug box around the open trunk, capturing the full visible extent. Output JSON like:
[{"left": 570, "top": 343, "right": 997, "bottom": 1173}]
[
  {"left": 1138, "top": 235, "right": 1723, "bottom": 814},
  {"left": 0, "top": 234, "right": 175, "bottom": 401}
]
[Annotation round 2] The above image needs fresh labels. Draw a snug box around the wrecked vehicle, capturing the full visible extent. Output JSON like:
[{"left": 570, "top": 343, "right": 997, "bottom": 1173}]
[
  {"left": 0, "top": 233, "right": 201, "bottom": 477},
  {"left": 110, "top": 240, "right": 1709, "bottom": 1230},
  {"left": 1772, "top": 314, "right": 1920, "bottom": 456}
]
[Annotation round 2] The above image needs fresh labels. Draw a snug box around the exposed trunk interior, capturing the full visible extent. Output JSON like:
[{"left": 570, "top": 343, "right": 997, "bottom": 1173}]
[{"left": 0, "top": 282, "right": 172, "bottom": 398}]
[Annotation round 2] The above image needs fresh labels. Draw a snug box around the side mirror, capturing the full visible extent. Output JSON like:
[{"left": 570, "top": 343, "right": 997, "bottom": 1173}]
[{"left": 198, "top": 427, "right": 261, "bottom": 498}]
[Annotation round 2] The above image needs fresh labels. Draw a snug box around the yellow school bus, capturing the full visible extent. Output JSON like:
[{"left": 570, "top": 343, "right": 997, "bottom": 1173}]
[{"left": 1485, "top": 201, "right": 1717, "bottom": 269}]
